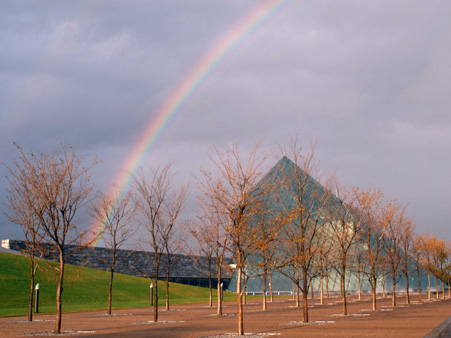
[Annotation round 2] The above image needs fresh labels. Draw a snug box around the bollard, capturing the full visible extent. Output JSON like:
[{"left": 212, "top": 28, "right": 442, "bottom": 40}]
[
  {"left": 150, "top": 283, "right": 154, "bottom": 306},
  {"left": 34, "top": 283, "right": 40, "bottom": 313}
]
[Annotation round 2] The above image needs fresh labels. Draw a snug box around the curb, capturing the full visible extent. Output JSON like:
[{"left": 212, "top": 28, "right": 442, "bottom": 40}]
[{"left": 424, "top": 316, "right": 451, "bottom": 338}]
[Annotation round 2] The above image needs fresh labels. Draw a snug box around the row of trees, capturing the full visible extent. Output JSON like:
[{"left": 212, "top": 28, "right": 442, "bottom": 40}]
[
  {"left": 4, "top": 145, "right": 188, "bottom": 332},
  {"left": 4, "top": 141, "right": 451, "bottom": 336},
  {"left": 186, "top": 140, "right": 451, "bottom": 335}
]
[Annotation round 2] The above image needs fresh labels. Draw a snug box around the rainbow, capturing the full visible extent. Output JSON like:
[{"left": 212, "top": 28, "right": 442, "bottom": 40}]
[{"left": 90, "top": 0, "right": 291, "bottom": 245}]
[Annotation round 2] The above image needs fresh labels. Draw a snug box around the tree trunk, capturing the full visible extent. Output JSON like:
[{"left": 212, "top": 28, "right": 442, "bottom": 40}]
[
  {"left": 392, "top": 270, "right": 396, "bottom": 307},
  {"left": 154, "top": 258, "right": 159, "bottom": 322},
  {"left": 405, "top": 272, "right": 410, "bottom": 304},
  {"left": 165, "top": 253, "right": 171, "bottom": 311},
  {"left": 417, "top": 265, "right": 422, "bottom": 301},
  {"left": 217, "top": 265, "right": 222, "bottom": 316},
  {"left": 320, "top": 269, "right": 324, "bottom": 305},
  {"left": 108, "top": 268, "right": 114, "bottom": 315},
  {"left": 448, "top": 276, "right": 450, "bottom": 298},
  {"left": 428, "top": 271, "right": 431, "bottom": 300},
  {"left": 326, "top": 269, "right": 330, "bottom": 298},
  {"left": 269, "top": 271, "right": 273, "bottom": 303},
  {"left": 341, "top": 271, "right": 347, "bottom": 315},
  {"left": 209, "top": 276, "right": 212, "bottom": 308},
  {"left": 108, "top": 248, "right": 116, "bottom": 315},
  {"left": 436, "top": 276, "right": 439, "bottom": 299},
  {"left": 28, "top": 257, "right": 35, "bottom": 322},
  {"left": 296, "top": 283, "right": 300, "bottom": 308},
  {"left": 55, "top": 252, "right": 65, "bottom": 334},
  {"left": 442, "top": 279, "right": 445, "bottom": 299},
  {"left": 371, "top": 274, "right": 377, "bottom": 311},
  {"left": 302, "top": 275, "right": 309, "bottom": 323},
  {"left": 310, "top": 277, "right": 314, "bottom": 299},
  {"left": 358, "top": 270, "right": 362, "bottom": 301},
  {"left": 302, "top": 291, "right": 309, "bottom": 323},
  {"left": 262, "top": 267, "right": 267, "bottom": 310},
  {"left": 165, "top": 275, "right": 170, "bottom": 311},
  {"left": 382, "top": 277, "right": 386, "bottom": 298},
  {"left": 295, "top": 269, "right": 299, "bottom": 306},
  {"left": 208, "top": 260, "right": 212, "bottom": 308},
  {"left": 237, "top": 265, "right": 244, "bottom": 336}
]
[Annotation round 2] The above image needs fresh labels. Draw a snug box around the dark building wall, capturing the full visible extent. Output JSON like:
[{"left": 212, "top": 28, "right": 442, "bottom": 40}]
[{"left": 6, "top": 239, "right": 233, "bottom": 289}]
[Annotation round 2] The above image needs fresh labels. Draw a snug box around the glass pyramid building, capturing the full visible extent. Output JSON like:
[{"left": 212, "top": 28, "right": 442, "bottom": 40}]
[{"left": 227, "top": 156, "right": 432, "bottom": 295}]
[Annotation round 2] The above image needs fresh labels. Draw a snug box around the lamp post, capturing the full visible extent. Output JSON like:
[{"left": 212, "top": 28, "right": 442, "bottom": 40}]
[
  {"left": 34, "top": 283, "right": 40, "bottom": 313},
  {"left": 150, "top": 283, "right": 154, "bottom": 306}
]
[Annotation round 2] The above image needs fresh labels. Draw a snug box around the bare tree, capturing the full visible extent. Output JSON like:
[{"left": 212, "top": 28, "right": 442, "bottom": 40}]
[
  {"left": 379, "top": 255, "right": 389, "bottom": 298},
  {"left": 90, "top": 186, "right": 136, "bottom": 315},
  {"left": 325, "top": 181, "right": 362, "bottom": 315},
  {"left": 400, "top": 220, "right": 415, "bottom": 304},
  {"left": 184, "top": 221, "right": 216, "bottom": 308},
  {"left": 185, "top": 199, "right": 231, "bottom": 315},
  {"left": 5, "top": 144, "right": 97, "bottom": 333},
  {"left": 430, "top": 237, "right": 449, "bottom": 299},
  {"left": 312, "top": 217, "right": 334, "bottom": 305},
  {"left": 446, "top": 242, "right": 451, "bottom": 298},
  {"left": 381, "top": 200, "right": 408, "bottom": 307},
  {"left": 199, "top": 143, "right": 268, "bottom": 335},
  {"left": 207, "top": 210, "right": 231, "bottom": 316},
  {"left": 411, "top": 234, "right": 425, "bottom": 301},
  {"left": 278, "top": 141, "right": 330, "bottom": 323},
  {"left": 354, "top": 187, "right": 384, "bottom": 310},
  {"left": 163, "top": 228, "right": 185, "bottom": 311},
  {"left": 352, "top": 238, "right": 366, "bottom": 301},
  {"left": 420, "top": 233, "right": 436, "bottom": 300},
  {"left": 134, "top": 164, "right": 188, "bottom": 322},
  {"left": 252, "top": 198, "right": 285, "bottom": 310},
  {"left": 4, "top": 150, "right": 46, "bottom": 321}
]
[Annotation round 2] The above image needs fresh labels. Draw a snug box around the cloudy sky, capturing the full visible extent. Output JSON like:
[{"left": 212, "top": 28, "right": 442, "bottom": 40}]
[{"left": 1, "top": 1, "right": 450, "bottom": 245}]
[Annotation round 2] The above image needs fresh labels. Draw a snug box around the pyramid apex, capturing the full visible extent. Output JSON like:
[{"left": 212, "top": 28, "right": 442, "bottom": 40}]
[{"left": 279, "top": 154, "right": 293, "bottom": 163}]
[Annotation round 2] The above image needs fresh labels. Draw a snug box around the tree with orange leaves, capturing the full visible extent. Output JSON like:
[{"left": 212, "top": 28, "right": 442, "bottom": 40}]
[
  {"left": 421, "top": 233, "right": 440, "bottom": 300},
  {"left": 399, "top": 216, "right": 415, "bottom": 304},
  {"left": 324, "top": 179, "right": 362, "bottom": 316},
  {"left": 429, "top": 236, "right": 450, "bottom": 299},
  {"left": 354, "top": 187, "right": 384, "bottom": 310},
  {"left": 199, "top": 142, "right": 269, "bottom": 335},
  {"left": 381, "top": 199, "right": 409, "bottom": 307},
  {"left": 277, "top": 139, "right": 332, "bottom": 323},
  {"left": 411, "top": 234, "right": 425, "bottom": 301}
]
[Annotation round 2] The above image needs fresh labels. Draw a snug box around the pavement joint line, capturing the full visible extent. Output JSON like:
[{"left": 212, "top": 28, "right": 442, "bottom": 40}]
[
  {"left": 201, "top": 333, "right": 280, "bottom": 338},
  {"left": 21, "top": 331, "right": 96, "bottom": 336},
  {"left": 281, "top": 320, "right": 335, "bottom": 326},
  {"left": 6, "top": 319, "right": 55, "bottom": 323},
  {"left": 89, "top": 313, "right": 133, "bottom": 317},
  {"left": 133, "top": 320, "right": 185, "bottom": 325}
]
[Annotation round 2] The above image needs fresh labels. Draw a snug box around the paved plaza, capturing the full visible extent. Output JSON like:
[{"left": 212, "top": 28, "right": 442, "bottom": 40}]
[{"left": 1, "top": 294, "right": 450, "bottom": 337}]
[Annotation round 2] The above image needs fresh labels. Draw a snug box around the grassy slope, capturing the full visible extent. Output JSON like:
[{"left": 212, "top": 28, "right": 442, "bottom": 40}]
[{"left": 0, "top": 252, "right": 235, "bottom": 317}]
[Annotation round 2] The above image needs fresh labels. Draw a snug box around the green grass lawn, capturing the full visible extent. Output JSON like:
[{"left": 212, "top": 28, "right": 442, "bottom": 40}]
[{"left": 0, "top": 251, "right": 237, "bottom": 317}]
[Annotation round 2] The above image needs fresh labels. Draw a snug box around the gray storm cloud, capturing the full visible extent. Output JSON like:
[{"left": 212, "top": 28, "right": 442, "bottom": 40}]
[{"left": 1, "top": 0, "right": 450, "bottom": 242}]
